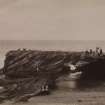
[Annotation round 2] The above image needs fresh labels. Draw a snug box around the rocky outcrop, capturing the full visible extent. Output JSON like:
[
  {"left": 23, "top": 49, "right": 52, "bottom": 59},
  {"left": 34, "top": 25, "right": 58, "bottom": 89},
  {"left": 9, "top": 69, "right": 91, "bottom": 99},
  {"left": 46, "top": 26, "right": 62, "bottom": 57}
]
[
  {"left": 0, "top": 50, "right": 82, "bottom": 102},
  {"left": 0, "top": 49, "right": 105, "bottom": 103},
  {"left": 79, "top": 58, "right": 105, "bottom": 80}
]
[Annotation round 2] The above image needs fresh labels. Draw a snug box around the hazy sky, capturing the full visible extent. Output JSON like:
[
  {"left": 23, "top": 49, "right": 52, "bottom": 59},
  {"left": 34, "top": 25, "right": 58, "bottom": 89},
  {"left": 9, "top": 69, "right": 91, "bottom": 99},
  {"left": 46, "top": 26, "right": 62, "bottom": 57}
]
[{"left": 0, "top": 0, "right": 105, "bottom": 40}]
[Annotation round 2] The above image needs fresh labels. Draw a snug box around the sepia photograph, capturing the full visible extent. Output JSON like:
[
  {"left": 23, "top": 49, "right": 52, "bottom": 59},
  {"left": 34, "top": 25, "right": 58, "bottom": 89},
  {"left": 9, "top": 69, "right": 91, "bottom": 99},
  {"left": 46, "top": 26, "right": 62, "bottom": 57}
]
[{"left": 0, "top": 0, "right": 105, "bottom": 105}]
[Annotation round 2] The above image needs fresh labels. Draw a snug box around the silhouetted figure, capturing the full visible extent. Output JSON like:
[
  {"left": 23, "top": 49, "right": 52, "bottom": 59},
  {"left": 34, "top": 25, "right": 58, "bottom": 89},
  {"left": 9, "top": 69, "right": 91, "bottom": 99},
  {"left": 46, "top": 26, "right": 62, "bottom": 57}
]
[
  {"left": 99, "top": 48, "right": 103, "bottom": 56},
  {"left": 96, "top": 47, "right": 100, "bottom": 56},
  {"left": 89, "top": 49, "right": 93, "bottom": 55},
  {"left": 85, "top": 50, "right": 89, "bottom": 56},
  {"left": 23, "top": 48, "right": 26, "bottom": 51}
]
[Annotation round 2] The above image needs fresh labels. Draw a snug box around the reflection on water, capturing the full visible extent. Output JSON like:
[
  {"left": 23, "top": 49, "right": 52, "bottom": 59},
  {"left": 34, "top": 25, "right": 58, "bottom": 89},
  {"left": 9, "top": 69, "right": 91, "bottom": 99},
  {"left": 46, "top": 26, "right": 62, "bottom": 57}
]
[
  {"left": 57, "top": 80, "right": 78, "bottom": 89},
  {"left": 56, "top": 70, "right": 105, "bottom": 91},
  {"left": 67, "top": 80, "right": 77, "bottom": 89},
  {"left": 56, "top": 79, "right": 105, "bottom": 91},
  {"left": 56, "top": 73, "right": 80, "bottom": 90},
  {"left": 56, "top": 72, "right": 82, "bottom": 90}
]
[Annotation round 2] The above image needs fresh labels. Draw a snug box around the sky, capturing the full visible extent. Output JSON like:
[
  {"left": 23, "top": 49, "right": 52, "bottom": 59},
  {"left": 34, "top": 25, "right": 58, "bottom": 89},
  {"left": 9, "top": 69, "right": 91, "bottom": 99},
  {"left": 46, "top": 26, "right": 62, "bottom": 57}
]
[{"left": 0, "top": 0, "right": 105, "bottom": 40}]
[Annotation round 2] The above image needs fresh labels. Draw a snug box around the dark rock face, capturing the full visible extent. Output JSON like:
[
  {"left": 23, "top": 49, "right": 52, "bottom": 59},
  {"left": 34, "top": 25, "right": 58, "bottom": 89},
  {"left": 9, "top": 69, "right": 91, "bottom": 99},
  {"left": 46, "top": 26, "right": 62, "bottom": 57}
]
[
  {"left": 3, "top": 50, "right": 81, "bottom": 78},
  {"left": 80, "top": 58, "right": 105, "bottom": 80}
]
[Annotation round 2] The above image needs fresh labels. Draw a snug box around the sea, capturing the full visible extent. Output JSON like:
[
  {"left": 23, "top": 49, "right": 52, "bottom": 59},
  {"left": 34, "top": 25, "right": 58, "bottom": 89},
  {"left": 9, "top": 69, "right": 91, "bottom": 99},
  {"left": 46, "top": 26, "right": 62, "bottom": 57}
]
[{"left": 0, "top": 40, "right": 105, "bottom": 69}]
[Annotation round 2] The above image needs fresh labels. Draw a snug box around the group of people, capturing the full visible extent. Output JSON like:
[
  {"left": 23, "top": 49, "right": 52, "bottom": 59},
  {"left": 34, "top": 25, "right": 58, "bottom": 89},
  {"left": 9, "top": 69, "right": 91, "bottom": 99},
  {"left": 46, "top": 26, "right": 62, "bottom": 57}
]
[{"left": 85, "top": 47, "right": 103, "bottom": 57}]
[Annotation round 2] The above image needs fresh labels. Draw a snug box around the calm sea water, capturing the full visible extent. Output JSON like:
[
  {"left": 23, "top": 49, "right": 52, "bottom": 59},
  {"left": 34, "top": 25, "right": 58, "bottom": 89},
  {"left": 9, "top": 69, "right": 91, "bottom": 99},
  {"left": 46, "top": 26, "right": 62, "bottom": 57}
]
[{"left": 0, "top": 40, "right": 105, "bottom": 68}]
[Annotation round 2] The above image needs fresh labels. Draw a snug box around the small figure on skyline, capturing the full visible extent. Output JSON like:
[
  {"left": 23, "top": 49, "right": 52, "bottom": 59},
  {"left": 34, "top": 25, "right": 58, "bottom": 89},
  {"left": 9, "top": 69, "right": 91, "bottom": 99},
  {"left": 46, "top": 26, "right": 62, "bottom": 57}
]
[
  {"left": 96, "top": 47, "right": 100, "bottom": 56},
  {"left": 99, "top": 48, "right": 103, "bottom": 56},
  {"left": 89, "top": 49, "right": 93, "bottom": 55},
  {"left": 85, "top": 50, "right": 89, "bottom": 56}
]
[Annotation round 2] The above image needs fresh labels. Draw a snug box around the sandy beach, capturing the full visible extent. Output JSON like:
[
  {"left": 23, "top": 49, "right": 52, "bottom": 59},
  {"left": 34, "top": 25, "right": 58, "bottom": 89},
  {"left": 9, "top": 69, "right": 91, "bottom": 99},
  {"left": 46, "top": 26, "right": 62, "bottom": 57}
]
[{"left": 1, "top": 89, "right": 105, "bottom": 105}]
